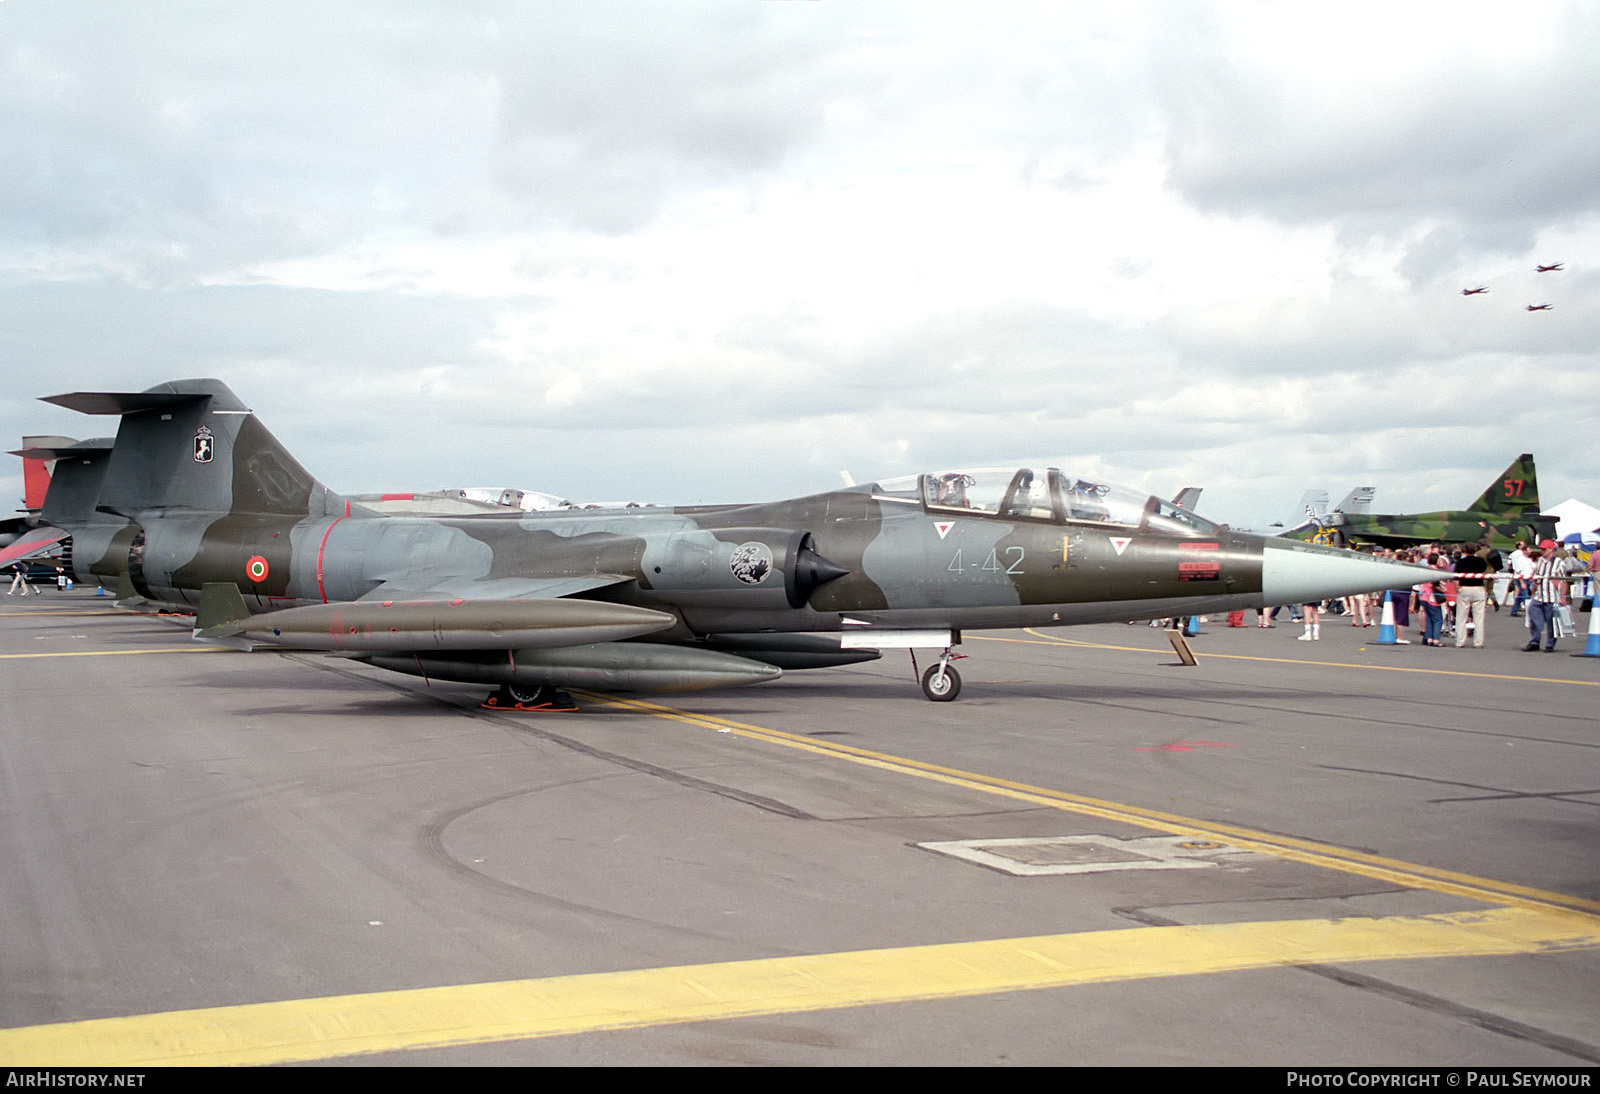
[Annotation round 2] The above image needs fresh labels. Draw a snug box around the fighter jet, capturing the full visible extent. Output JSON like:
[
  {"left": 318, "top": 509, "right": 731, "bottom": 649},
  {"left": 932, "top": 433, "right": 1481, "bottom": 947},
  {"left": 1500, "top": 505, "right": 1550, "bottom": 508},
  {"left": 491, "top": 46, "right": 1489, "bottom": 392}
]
[
  {"left": 0, "top": 435, "right": 89, "bottom": 563},
  {"left": 1460, "top": 286, "right": 1489, "bottom": 296},
  {"left": 1535, "top": 264, "right": 1564, "bottom": 273},
  {"left": 12, "top": 380, "right": 1433, "bottom": 705},
  {"left": 1526, "top": 303, "right": 1553, "bottom": 311},
  {"left": 1287, "top": 454, "right": 1556, "bottom": 551}
]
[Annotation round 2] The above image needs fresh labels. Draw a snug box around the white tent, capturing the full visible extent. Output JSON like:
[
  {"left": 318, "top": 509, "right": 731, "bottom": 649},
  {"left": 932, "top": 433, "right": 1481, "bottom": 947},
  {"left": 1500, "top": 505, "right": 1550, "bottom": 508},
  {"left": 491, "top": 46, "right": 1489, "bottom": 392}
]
[{"left": 1547, "top": 498, "right": 1600, "bottom": 540}]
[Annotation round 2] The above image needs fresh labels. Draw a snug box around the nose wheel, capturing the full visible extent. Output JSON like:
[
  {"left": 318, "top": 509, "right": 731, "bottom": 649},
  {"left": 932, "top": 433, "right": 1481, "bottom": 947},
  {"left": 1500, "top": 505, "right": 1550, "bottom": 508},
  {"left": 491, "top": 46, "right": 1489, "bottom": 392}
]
[{"left": 918, "top": 649, "right": 966, "bottom": 702}]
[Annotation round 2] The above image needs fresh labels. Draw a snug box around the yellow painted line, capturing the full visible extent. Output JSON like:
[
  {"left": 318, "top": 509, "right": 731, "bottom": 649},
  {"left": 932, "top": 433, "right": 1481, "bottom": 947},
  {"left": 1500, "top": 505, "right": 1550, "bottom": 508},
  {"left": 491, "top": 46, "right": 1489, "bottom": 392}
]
[
  {"left": 0, "top": 647, "right": 233, "bottom": 660},
  {"left": 580, "top": 693, "right": 1600, "bottom": 916},
  {"left": 2, "top": 905, "right": 1594, "bottom": 1066},
  {"left": 977, "top": 629, "right": 1600, "bottom": 688}
]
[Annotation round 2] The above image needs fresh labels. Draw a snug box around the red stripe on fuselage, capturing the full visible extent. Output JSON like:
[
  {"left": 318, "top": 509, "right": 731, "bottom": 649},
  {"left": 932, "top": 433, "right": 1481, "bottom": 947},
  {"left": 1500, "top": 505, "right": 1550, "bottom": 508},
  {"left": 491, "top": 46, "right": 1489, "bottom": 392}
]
[{"left": 316, "top": 517, "right": 346, "bottom": 604}]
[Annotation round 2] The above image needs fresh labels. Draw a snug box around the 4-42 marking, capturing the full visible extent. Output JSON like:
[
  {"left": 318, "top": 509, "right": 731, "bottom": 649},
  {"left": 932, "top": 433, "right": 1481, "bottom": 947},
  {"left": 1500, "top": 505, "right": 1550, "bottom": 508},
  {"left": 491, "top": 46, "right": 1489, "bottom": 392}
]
[{"left": 948, "top": 546, "right": 1024, "bottom": 575}]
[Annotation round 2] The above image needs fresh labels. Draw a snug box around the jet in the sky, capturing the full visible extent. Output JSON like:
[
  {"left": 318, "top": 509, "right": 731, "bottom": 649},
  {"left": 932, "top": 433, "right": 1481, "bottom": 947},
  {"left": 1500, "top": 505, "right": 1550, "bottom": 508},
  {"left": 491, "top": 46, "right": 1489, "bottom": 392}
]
[
  {"left": 1285, "top": 455, "right": 1556, "bottom": 551},
  {"left": 1526, "top": 303, "right": 1553, "bottom": 311},
  {"left": 1460, "top": 287, "right": 1489, "bottom": 296},
  {"left": 7, "top": 380, "right": 1433, "bottom": 706},
  {"left": 1535, "top": 264, "right": 1564, "bottom": 273}
]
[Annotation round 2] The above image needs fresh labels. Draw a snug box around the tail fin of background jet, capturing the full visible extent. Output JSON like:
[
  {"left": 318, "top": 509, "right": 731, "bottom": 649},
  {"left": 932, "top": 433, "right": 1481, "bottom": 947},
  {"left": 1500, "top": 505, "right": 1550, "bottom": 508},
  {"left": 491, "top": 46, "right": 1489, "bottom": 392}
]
[
  {"left": 1171, "top": 486, "right": 1203, "bottom": 511},
  {"left": 1466, "top": 453, "right": 1540, "bottom": 517},
  {"left": 1332, "top": 485, "right": 1377, "bottom": 515},
  {"left": 16, "top": 435, "right": 79, "bottom": 511},
  {"left": 42, "top": 380, "right": 342, "bottom": 518},
  {"left": 1, "top": 438, "right": 113, "bottom": 568},
  {"left": 15, "top": 440, "right": 117, "bottom": 527},
  {"left": 1291, "top": 489, "right": 1329, "bottom": 526}
]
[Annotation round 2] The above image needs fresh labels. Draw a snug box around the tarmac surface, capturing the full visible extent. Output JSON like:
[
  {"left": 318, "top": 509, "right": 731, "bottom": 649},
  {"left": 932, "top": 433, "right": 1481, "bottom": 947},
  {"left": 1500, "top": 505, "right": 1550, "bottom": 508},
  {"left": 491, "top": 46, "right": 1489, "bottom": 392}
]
[{"left": 2, "top": 591, "right": 1597, "bottom": 1066}]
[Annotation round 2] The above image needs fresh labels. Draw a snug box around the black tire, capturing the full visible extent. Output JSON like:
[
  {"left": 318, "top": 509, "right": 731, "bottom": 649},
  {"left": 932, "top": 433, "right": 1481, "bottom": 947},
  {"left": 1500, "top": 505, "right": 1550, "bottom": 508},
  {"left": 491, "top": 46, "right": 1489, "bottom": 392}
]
[
  {"left": 920, "top": 664, "right": 961, "bottom": 702},
  {"left": 507, "top": 684, "right": 546, "bottom": 705}
]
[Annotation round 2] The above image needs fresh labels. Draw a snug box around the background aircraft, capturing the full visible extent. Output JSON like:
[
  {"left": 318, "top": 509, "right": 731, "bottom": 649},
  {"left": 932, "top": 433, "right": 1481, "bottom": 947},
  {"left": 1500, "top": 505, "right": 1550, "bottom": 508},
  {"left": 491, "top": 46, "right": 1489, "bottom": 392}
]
[
  {"left": 1330, "top": 485, "right": 1378, "bottom": 517},
  {"left": 0, "top": 435, "right": 91, "bottom": 566},
  {"left": 1288, "top": 454, "right": 1556, "bottom": 550},
  {"left": 15, "top": 380, "right": 1430, "bottom": 706}
]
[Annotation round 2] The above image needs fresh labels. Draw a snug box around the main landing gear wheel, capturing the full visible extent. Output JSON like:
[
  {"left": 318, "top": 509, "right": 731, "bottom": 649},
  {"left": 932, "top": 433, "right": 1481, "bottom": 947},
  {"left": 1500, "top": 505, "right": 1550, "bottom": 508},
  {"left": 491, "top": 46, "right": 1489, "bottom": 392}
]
[
  {"left": 482, "top": 684, "right": 580, "bottom": 713},
  {"left": 920, "top": 663, "right": 961, "bottom": 702}
]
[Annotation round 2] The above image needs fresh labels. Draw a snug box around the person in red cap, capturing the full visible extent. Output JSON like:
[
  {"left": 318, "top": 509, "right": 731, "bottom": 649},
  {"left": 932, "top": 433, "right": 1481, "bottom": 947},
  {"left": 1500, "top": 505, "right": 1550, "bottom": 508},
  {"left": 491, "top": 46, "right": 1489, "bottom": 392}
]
[{"left": 1523, "top": 542, "right": 1567, "bottom": 652}]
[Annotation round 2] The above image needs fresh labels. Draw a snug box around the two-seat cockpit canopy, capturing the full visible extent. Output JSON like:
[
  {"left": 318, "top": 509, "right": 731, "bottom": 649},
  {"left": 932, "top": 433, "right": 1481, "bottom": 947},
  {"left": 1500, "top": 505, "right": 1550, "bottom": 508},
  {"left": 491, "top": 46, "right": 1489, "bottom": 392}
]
[{"left": 871, "top": 468, "right": 1221, "bottom": 537}]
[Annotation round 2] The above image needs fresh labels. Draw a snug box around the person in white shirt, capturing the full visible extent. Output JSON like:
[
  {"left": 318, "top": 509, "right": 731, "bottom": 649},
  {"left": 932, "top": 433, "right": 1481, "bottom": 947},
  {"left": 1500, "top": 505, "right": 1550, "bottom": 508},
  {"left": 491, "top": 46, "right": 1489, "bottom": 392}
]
[{"left": 1507, "top": 543, "right": 1533, "bottom": 616}]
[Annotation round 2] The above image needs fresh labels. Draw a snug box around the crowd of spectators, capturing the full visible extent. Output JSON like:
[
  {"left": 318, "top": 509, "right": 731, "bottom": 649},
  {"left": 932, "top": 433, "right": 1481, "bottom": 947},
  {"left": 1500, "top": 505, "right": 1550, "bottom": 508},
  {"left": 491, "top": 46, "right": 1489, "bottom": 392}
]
[{"left": 1251, "top": 538, "right": 1596, "bottom": 651}]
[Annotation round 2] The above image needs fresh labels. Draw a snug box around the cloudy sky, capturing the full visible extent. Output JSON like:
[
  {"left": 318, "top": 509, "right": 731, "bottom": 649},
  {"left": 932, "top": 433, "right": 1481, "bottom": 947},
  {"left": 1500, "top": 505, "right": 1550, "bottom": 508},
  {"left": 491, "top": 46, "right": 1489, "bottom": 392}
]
[{"left": 2, "top": 1, "right": 1597, "bottom": 526}]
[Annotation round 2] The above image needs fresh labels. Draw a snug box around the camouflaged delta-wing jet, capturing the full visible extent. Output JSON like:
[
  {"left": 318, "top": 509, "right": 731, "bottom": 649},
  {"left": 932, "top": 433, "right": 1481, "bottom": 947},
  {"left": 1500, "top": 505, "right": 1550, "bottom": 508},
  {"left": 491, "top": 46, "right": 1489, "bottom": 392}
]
[
  {"left": 1290, "top": 455, "right": 1558, "bottom": 552},
  {"left": 20, "top": 379, "right": 1436, "bottom": 708}
]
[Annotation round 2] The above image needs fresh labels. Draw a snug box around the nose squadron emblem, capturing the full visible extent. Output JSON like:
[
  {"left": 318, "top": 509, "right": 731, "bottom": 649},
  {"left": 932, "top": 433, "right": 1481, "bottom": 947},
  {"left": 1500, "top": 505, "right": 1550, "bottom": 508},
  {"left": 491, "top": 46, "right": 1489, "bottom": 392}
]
[{"left": 730, "top": 542, "right": 773, "bottom": 585}]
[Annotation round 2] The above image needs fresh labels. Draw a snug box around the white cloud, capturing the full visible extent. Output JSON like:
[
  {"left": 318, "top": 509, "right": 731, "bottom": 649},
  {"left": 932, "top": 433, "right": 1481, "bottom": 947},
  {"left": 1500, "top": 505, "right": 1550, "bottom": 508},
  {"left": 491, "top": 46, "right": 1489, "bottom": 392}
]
[{"left": 1, "top": 2, "right": 1597, "bottom": 526}]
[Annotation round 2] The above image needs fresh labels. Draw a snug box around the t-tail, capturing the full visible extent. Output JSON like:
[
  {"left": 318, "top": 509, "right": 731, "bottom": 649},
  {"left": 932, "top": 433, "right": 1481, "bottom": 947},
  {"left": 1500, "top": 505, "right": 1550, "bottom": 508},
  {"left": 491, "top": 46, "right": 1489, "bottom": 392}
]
[
  {"left": 26, "top": 438, "right": 115, "bottom": 527},
  {"left": 0, "top": 436, "right": 115, "bottom": 569},
  {"left": 16, "top": 434, "right": 81, "bottom": 511},
  {"left": 40, "top": 379, "right": 343, "bottom": 521},
  {"left": 1467, "top": 453, "right": 1540, "bottom": 517}
]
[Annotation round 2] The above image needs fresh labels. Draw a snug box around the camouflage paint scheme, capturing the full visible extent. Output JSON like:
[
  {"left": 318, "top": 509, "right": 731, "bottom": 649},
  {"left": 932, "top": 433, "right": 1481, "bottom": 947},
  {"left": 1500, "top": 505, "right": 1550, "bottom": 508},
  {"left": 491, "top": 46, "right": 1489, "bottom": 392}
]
[
  {"left": 1288, "top": 455, "right": 1558, "bottom": 550},
  {"left": 24, "top": 379, "right": 1432, "bottom": 700}
]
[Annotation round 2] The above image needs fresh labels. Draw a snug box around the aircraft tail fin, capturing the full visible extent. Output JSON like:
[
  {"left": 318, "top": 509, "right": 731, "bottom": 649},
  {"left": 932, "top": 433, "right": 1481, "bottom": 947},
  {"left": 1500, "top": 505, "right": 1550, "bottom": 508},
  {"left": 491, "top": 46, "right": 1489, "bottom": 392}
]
[
  {"left": 10, "top": 439, "right": 116, "bottom": 527},
  {"left": 41, "top": 379, "right": 342, "bottom": 518},
  {"left": 1291, "top": 489, "right": 1329, "bottom": 526},
  {"left": 1171, "top": 486, "right": 1202, "bottom": 511},
  {"left": 16, "top": 434, "right": 79, "bottom": 510},
  {"left": 1332, "top": 486, "right": 1376, "bottom": 514},
  {"left": 1468, "top": 453, "right": 1540, "bottom": 517}
]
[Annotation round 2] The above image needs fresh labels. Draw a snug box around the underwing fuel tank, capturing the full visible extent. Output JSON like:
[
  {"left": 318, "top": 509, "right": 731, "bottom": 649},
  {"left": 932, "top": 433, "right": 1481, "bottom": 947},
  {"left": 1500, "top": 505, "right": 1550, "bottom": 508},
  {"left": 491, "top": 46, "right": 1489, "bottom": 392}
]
[
  {"left": 363, "top": 642, "right": 783, "bottom": 693},
  {"left": 696, "top": 632, "right": 884, "bottom": 670},
  {"left": 219, "top": 598, "right": 677, "bottom": 652}
]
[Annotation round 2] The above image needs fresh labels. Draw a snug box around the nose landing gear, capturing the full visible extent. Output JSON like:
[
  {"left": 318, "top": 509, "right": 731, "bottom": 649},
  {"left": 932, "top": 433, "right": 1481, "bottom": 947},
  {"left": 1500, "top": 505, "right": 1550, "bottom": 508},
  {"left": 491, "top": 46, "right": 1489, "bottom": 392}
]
[{"left": 917, "top": 648, "right": 967, "bottom": 702}]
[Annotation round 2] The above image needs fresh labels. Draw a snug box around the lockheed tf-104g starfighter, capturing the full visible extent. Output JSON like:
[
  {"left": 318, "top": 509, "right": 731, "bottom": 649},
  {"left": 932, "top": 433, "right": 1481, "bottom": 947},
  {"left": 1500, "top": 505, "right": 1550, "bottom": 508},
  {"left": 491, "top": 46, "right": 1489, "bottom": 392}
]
[{"left": 6, "top": 380, "right": 1432, "bottom": 708}]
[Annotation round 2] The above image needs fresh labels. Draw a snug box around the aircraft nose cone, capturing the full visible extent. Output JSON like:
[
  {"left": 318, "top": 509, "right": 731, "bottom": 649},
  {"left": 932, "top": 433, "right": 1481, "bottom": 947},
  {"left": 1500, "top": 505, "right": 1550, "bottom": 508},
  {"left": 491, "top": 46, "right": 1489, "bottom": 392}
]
[
  {"left": 795, "top": 543, "right": 852, "bottom": 602},
  {"left": 1261, "top": 542, "right": 1435, "bottom": 605}
]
